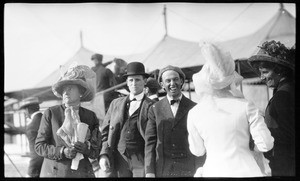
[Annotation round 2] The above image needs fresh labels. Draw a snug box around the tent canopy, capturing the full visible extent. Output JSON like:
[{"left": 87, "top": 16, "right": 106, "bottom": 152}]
[{"left": 5, "top": 6, "right": 295, "bottom": 102}]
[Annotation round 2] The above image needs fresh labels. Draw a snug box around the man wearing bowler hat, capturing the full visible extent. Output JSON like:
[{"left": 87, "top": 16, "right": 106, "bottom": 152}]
[
  {"left": 99, "top": 62, "right": 154, "bottom": 177},
  {"left": 19, "top": 97, "right": 44, "bottom": 177},
  {"left": 144, "top": 65, "right": 205, "bottom": 177}
]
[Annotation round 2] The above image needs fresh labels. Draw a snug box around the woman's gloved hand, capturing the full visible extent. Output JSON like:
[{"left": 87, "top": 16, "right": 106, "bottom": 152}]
[
  {"left": 74, "top": 141, "right": 90, "bottom": 156},
  {"left": 63, "top": 147, "right": 77, "bottom": 159}
]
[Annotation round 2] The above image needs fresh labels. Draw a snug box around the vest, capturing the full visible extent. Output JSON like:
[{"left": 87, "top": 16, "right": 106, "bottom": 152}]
[
  {"left": 117, "top": 104, "right": 144, "bottom": 156},
  {"left": 163, "top": 118, "right": 189, "bottom": 159}
]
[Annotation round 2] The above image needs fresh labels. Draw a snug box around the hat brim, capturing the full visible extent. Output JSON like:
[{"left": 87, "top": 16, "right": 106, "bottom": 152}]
[
  {"left": 123, "top": 73, "right": 149, "bottom": 78},
  {"left": 248, "top": 54, "right": 294, "bottom": 71},
  {"left": 52, "top": 79, "right": 94, "bottom": 102}
]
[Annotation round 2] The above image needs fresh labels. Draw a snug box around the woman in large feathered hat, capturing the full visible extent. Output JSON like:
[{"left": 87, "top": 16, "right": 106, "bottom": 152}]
[
  {"left": 247, "top": 40, "right": 295, "bottom": 176},
  {"left": 35, "top": 64, "right": 101, "bottom": 177},
  {"left": 187, "top": 42, "right": 274, "bottom": 177}
]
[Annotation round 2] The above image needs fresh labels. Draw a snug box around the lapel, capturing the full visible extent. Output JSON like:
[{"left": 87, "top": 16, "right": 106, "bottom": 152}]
[
  {"left": 173, "top": 95, "right": 192, "bottom": 128},
  {"left": 160, "top": 97, "right": 174, "bottom": 119},
  {"left": 57, "top": 105, "right": 66, "bottom": 127},
  {"left": 118, "top": 95, "right": 130, "bottom": 128}
]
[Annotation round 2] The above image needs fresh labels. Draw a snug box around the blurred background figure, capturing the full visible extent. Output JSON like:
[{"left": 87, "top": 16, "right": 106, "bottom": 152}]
[
  {"left": 91, "top": 53, "right": 117, "bottom": 112},
  {"left": 109, "top": 58, "right": 128, "bottom": 85},
  {"left": 248, "top": 41, "right": 295, "bottom": 176},
  {"left": 144, "top": 77, "right": 161, "bottom": 102},
  {"left": 19, "top": 97, "right": 44, "bottom": 178}
]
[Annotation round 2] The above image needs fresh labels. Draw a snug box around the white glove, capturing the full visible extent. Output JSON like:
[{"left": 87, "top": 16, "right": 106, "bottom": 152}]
[
  {"left": 145, "top": 173, "right": 155, "bottom": 177},
  {"left": 99, "top": 155, "right": 110, "bottom": 171}
]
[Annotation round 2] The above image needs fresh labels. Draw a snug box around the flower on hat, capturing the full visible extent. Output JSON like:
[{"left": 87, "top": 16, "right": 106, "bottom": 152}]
[
  {"left": 248, "top": 40, "right": 295, "bottom": 71},
  {"left": 259, "top": 40, "right": 295, "bottom": 65}
]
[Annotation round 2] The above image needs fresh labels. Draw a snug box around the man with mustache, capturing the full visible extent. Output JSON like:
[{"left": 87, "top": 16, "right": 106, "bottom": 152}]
[{"left": 144, "top": 65, "right": 205, "bottom": 177}]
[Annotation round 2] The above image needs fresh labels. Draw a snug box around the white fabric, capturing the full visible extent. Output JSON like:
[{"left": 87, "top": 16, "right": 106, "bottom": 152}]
[
  {"left": 166, "top": 94, "right": 182, "bottom": 117},
  {"left": 187, "top": 95, "right": 274, "bottom": 177},
  {"left": 148, "top": 94, "right": 158, "bottom": 100},
  {"left": 129, "top": 92, "right": 144, "bottom": 116}
]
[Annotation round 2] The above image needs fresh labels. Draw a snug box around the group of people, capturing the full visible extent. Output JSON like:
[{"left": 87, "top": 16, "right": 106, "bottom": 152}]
[{"left": 19, "top": 40, "right": 294, "bottom": 178}]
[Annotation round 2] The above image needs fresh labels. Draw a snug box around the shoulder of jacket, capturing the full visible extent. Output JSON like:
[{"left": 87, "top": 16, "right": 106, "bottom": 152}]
[{"left": 48, "top": 105, "right": 61, "bottom": 111}]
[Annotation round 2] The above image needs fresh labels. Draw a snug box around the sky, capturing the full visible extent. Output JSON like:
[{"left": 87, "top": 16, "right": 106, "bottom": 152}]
[{"left": 4, "top": 3, "right": 296, "bottom": 92}]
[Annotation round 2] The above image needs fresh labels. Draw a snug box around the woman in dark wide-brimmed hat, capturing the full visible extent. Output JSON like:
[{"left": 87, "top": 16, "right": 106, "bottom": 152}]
[
  {"left": 248, "top": 40, "right": 295, "bottom": 176},
  {"left": 35, "top": 64, "right": 101, "bottom": 177}
]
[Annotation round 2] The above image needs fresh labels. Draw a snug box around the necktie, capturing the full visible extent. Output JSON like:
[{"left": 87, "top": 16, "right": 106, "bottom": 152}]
[
  {"left": 126, "top": 98, "right": 137, "bottom": 110},
  {"left": 170, "top": 99, "right": 179, "bottom": 105}
]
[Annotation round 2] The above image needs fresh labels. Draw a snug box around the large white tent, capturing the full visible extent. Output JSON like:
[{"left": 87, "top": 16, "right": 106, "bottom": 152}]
[{"left": 5, "top": 4, "right": 295, "bottom": 103}]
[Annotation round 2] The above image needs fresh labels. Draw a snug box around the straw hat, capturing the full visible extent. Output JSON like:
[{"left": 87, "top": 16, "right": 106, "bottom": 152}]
[
  {"left": 52, "top": 64, "right": 96, "bottom": 102},
  {"left": 248, "top": 40, "right": 295, "bottom": 71}
]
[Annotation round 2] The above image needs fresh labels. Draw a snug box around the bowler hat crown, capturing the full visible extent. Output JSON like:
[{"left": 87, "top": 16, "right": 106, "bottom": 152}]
[{"left": 124, "top": 62, "right": 149, "bottom": 77}]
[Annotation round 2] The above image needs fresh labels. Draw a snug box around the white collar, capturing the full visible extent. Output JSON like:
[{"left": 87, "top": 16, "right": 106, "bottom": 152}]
[
  {"left": 166, "top": 93, "right": 183, "bottom": 104},
  {"left": 149, "top": 94, "right": 158, "bottom": 100},
  {"left": 129, "top": 91, "right": 145, "bottom": 101},
  {"left": 30, "top": 111, "right": 41, "bottom": 119}
]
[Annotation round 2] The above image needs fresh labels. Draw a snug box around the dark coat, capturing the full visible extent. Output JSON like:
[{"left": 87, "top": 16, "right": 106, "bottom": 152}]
[
  {"left": 264, "top": 79, "right": 295, "bottom": 176},
  {"left": 35, "top": 105, "right": 100, "bottom": 178},
  {"left": 145, "top": 95, "right": 205, "bottom": 177},
  {"left": 26, "top": 112, "right": 44, "bottom": 177},
  {"left": 100, "top": 95, "right": 154, "bottom": 171}
]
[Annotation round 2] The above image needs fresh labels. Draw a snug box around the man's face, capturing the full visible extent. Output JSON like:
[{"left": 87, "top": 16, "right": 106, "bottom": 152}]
[
  {"left": 160, "top": 70, "right": 183, "bottom": 99},
  {"left": 127, "top": 75, "right": 146, "bottom": 96},
  {"left": 62, "top": 84, "right": 82, "bottom": 105}
]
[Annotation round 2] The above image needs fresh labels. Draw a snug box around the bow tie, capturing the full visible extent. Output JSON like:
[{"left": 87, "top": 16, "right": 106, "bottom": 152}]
[
  {"left": 129, "top": 98, "right": 137, "bottom": 102},
  {"left": 170, "top": 99, "right": 179, "bottom": 105}
]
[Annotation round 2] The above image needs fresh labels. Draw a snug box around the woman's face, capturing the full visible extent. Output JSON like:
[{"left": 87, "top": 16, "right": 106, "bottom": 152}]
[
  {"left": 259, "top": 67, "right": 281, "bottom": 88},
  {"left": 62, "top": 84, "right": 82, "bottom": 105}
]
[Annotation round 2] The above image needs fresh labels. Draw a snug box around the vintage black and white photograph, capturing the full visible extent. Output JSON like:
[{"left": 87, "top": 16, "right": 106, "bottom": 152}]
[{"left": 4, "top": 2, "right": 295, "bottom": 178}]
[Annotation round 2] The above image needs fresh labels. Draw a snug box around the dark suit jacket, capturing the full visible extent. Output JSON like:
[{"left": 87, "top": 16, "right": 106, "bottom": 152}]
[
  {"left": 100, "top": 95, "right": 154, "bottom": 170},
  {"left": 145, "top": 95, "right": 205, "bottom": 177},
  {"left": 35, "top": 105, "right": 100, "bottom": 177},
  {"left": 26, "top": 112, "right": 44, "bottom": 177},
  {"left": 264, "top": 79, "right": 295, "bottom": 175}
]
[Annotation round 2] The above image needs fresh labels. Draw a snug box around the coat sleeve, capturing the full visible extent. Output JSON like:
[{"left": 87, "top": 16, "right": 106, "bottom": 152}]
[
  {"left": 87, "top": 112, "right": 102, "bottom": 159},
  {"left": 187, "top": 108, "right": 206, "bottom": 157},
  {"left": 247, "top": 101, "right": 274, "bottom": 152},
  {"left": 35, "top": 109, "right": 65, "bottom": 160},
  {"left": 144, "top": 105, "right": 157, "bottom": 175},
  {"left": 100, "top": 99, "right": 113, "bottom": 156},
  {"left": 138, "top": 99, "right": 154, "bottom": 139}
]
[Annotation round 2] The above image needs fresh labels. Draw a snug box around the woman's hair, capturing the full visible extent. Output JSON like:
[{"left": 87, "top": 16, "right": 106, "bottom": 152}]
[
  {"left": 77, "top": 85, "right": 86, "bottom": 95},
  {"left": 253, "top": 61, "right": 294, "bottom": 80}
]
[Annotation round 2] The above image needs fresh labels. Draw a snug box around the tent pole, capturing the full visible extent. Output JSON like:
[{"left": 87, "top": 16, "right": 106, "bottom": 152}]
[
  {"left": 237, "top": 60, "right": 243, "bottom": 93},
  {"left": 188, "top": 80, "right": 191, "bottom": 99},
  {"left": 163, "top": 4, "right": 168, "bottom": 37}
]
